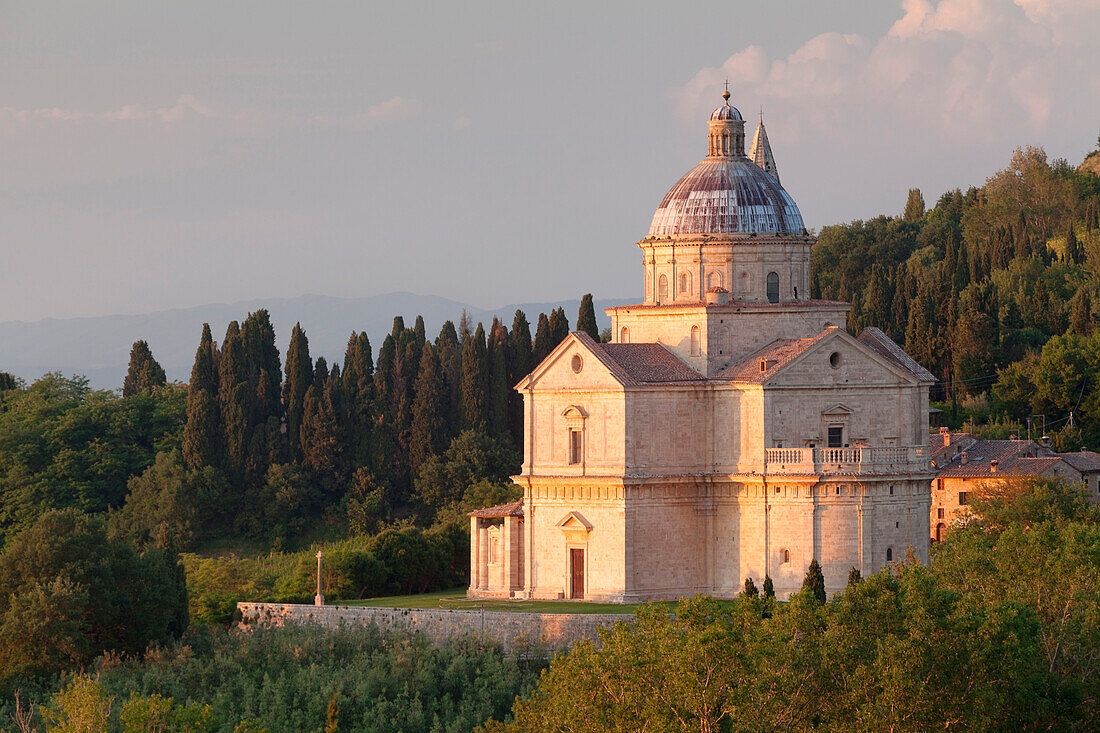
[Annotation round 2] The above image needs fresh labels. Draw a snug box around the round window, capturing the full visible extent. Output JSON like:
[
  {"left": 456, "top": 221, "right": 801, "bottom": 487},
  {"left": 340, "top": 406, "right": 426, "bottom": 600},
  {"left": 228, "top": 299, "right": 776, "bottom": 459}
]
[
  {"left": 571, "top": 354, "right": 583, "bottom": 373},
  {"left": 829, "top": 352, "right": 841, "bottom": 369}
]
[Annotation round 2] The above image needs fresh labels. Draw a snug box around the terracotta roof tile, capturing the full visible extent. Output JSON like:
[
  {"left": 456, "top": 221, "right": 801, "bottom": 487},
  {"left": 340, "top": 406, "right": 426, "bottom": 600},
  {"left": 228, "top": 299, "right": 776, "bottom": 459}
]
[
  {"left": 713, "top": 329, "right": 835, "bottom": 383},
  {"left": 937, "top": 440, "right": 1061, "bottom": 478},
  {"left": 1057, "top": 450, "right": 1100, "bottom": 472},
  {"left": 468, "top": 500, "right": 524, "bottom": 518},
  {"left": 596, "top": 343, "right": 705, "bottom": 383},
  {"left": 857, "top": 327, "right": 936, "bottom": 383}
]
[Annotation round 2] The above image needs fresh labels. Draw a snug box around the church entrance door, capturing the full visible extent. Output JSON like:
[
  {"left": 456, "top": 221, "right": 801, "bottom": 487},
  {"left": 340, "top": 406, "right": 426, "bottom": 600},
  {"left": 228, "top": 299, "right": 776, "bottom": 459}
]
[{"left": 570, "top": 548, "right": 584, "bottom": 599}]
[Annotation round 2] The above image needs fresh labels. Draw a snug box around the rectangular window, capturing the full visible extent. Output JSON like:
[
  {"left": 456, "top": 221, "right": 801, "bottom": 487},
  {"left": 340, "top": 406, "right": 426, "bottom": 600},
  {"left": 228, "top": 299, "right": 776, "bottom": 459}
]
[
  {"left": 937, "top": 508, "right": 944, "bottom": 519},
  {"left": 828, "top": 426, "right": 843, "bottom": 448},
  {"left": 958, "top": 491, "right": 968, "bottom": 506},
  {"left": 568, "top": 429, "right": 582, "bottom": 465},
  {"left": 937, "top": 478, "right": 945, "bottom": 491}
]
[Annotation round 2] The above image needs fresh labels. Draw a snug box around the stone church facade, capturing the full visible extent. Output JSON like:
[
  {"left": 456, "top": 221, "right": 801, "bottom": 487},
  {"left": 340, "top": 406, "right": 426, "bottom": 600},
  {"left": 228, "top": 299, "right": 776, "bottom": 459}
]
[{"left": 469, "top": 91, "right": 936, "bottom": 602}]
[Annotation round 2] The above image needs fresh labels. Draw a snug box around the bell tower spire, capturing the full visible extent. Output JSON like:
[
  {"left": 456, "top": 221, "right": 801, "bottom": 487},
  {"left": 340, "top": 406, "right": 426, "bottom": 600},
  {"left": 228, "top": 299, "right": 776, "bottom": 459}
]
[{"left": 749, "top": 111, "right": 780, "bottom": 184}]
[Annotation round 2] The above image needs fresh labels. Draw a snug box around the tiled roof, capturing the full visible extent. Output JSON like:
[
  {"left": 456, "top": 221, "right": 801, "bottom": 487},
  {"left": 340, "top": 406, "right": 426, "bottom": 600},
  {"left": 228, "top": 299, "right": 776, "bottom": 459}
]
[
  {"left": 596, "top": 342, "right": 705, "bottom": 384},
  {"left": 468, "top": 500, "right": 524, "bottom": 518},
  {"left": 857, "top": 328, "right": 936, "bottom": 383},
  {"left": 714, "top": 328, "right": 835, "bottom": 383},
  {"left": 1057, "top": 450, "right": 1100, "bottom": 472},
  {"left": 928, "top": 432, "right": 977, "bottom": 464},
  {"left": 937, "top": 440, "right": 1058, "bottom": 478}
]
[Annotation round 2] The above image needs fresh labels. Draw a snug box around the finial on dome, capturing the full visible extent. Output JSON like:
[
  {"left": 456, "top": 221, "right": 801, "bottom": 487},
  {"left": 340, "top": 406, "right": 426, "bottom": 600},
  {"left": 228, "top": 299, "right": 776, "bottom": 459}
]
[{"left": 723, "top": 79, "right": 730, "bottom": 101}]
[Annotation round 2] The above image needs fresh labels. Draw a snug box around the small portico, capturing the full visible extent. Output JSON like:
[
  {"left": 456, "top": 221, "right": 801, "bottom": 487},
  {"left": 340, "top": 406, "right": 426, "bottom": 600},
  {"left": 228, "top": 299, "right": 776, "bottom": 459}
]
[{"left": 468, "top": 500, "right": 524, "bottom": 599}]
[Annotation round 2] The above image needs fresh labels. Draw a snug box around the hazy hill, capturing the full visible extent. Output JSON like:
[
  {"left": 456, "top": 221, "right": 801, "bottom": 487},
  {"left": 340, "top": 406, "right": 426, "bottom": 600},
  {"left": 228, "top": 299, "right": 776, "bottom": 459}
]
[{"left": 0, "top": 292, "right": 632, "bottom": 389}]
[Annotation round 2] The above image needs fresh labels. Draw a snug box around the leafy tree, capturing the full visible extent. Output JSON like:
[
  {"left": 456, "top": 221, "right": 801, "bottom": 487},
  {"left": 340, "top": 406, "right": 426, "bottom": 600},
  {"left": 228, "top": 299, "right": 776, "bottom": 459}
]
[
  {"left": 300, "top": 382, "right": 339, "bottom": 475},
  {"left": 548, "top": 307, "right": 570, "bottom": 347},
  {"left": 487, "top": 321, "right": 511, "bottom": 443},
  {"left": 282, "top": 323, "right": 313, "bottom": 462},
  {"left": 182, "top": 324, "right": 220, "bottom": 469},
  {"left": 802, "top": 558, "right": 826, "bottom": 605},
  {"left": 0, "top": 510, "right": 187, "bottom": 686},
  {"left": 113, "top": 450, "right": 228, "bottom": 550},
  {"left": 218, "top": 323, "right": 250, "bottom": 479},
  {"left": 414, "top": 430, "right": 521, "bottom": 512},
  {"left": 577, "top": 294, "right": 599, "bottom": 340},
  {"left": 122, "top": 340, "right": 167, "bottom": 397},
  {"left": 0, "top": 372, "right": 18, "bottom": 392},
  {"left": 508, "top": 310, "right": 533, "bottom": 447},
  {"left": 846, "top": 566, "right": 862, "bottom": 587}
]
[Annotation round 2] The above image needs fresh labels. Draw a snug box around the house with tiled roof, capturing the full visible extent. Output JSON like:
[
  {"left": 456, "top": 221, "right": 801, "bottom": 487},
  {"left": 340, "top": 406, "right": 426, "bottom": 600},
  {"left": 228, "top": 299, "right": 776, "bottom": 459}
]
[
  {"left": 469, "top": 91, "right": 938, "bottom": 602},
  {"left": 929, "top": 429, "right": 1100, "bottom": 541}
]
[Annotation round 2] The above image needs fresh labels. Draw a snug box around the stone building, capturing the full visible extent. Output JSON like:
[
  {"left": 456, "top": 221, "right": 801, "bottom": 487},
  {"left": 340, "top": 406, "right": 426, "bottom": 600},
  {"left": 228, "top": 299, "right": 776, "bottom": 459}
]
[
  {"left": 929, "top": 430, "right": 1100, "bottom": 542},
  {"left": 469, "top": 91, "right": 937, "bottom": 602}
]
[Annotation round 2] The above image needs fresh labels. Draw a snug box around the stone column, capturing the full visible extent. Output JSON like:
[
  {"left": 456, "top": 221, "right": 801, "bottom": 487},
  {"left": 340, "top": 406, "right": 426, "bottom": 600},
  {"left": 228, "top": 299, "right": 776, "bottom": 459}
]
[{"left": 469, "top": 516, "right": 481, "bottom": 593}]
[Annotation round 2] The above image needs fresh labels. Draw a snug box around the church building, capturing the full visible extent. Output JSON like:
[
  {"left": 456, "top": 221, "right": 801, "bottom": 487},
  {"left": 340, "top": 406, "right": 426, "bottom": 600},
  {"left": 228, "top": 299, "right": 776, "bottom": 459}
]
[{"left": 469, "top": 91, "right": 936, "bottom": 602}]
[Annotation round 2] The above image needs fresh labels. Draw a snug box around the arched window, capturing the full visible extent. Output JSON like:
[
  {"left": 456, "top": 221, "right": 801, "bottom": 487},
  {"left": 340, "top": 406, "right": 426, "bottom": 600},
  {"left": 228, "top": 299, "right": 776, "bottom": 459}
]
[
  {"left": 935, "top": 523, "right": 945, "bottom": 543},
  {"left": 886, "top": 547, "right": 893, "bottom": 562},
  {"left": 718, "top": 326, "right": 730, "bottom": 355},
  {"left": 722, "top": 132, "right": 729, "bottom": 155},
  {"left": 707, "top": 271, "right": 723, "bottom": 289},
  {"left": 620, "top": 326, "right": 629, "bottom": 343},
  {"left": 766, "top": 272, "right": 779, "bottom": 303},
  {"left": 780, "top": 548, "right": 790, "bottom": 564},
  {"left": 690, "top": 325, "right": 700, "bottom": 356},
  {"left": 658, "top": 275, "right": 668, "bottom": 303},
  {"left": 679, "top": 272, "right": 690, "bottom": 294}
]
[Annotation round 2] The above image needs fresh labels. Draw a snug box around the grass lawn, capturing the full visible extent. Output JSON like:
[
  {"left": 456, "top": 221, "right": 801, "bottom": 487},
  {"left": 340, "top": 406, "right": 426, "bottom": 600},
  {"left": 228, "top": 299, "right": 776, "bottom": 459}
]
[{"left": 342, "top": 588, "right": 644, "bottom": 615}]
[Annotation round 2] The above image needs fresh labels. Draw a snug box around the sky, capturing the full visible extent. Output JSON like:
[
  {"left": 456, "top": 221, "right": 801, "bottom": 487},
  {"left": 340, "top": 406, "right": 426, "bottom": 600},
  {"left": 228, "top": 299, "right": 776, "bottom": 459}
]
[{"left": 1, "top": 0, "right": 1098, "bottom": 322}]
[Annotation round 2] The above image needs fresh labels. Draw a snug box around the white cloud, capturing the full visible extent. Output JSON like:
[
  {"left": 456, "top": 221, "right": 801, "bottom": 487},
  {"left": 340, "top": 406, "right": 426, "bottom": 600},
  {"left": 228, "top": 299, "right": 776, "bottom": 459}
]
[
  {"left": 0, "top": 95, "right": 223, "bottom": 129},
  {"left": 307, "top": 96, "right": 421, "bottom": 130},
  {"left": 679, "top": 0, "right": 1100, "bottom": 145}
]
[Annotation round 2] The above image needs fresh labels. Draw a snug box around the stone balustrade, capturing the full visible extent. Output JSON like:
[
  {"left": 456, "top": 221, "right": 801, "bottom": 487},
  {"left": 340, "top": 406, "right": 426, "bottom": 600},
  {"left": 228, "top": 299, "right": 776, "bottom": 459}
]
[{"left": 763, "top": 445, "right": 930, "bottom": 475}]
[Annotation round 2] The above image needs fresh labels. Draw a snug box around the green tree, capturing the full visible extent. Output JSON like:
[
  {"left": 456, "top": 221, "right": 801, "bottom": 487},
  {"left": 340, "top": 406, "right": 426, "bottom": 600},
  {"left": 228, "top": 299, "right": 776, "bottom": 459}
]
[
  {"left": 182, "top": 324, "right": 220, "bottom": 469},
  {"left": 762, "top": 574, "right": 774, "bottom": 598},
  {"left": 548, "top": 307, "right": 570, "bottom": 347},
  {"left": 122, "top": 340, "right": 167, "bottom": 397},
  {"left": 532, "top": 312, "right": 553, "bottom": 365},
  {"left": 414, "top": 430, "right": 520, "bottom": 512},
  {"left": 577, "top": 294, "right": 599, "bottom": 341},
  {"left": 300, "top": 383, "right": 339, "bottom": 475},
  {"left": 802, "top": 558, "right": 826, "bottom": 605},
  {"left": 461, "top": 323, "right": 488, "bottom": 432},
  {"left": 741, "top": 577, "right": 758, "bottom": 598},
  {"left": 283, "top": 323, "right": 313, "bottom": 462},
  {"left": 846, "top": 566, "right": 862, "bottom": 587},
  {"left": 0, "top": 510, "right": 187, "bottom": 686},
  {"left": 508, "top": 310, "right": 533, "bottom": 447},
  {"left": 487, "top": 321, "right": 511, "bottom": 443},
  {"left": 410, "top": 343, "right": 446, "bottom": 477},
  {"left": 904, "top": 188, "right": 925, "bottom": 221}
]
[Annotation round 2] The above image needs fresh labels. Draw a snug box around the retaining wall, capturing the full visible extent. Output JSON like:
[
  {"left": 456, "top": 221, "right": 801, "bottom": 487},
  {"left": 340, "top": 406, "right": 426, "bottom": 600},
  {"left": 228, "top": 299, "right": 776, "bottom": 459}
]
[{"left": 237, "top": 602, "right": 631, "bottom": 651}]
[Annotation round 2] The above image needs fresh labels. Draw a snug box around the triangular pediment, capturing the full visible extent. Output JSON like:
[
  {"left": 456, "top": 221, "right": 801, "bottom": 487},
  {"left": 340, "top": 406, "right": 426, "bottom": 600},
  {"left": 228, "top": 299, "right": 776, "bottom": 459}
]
[
  {"left": 555, "top": 511, "right": 593, "bottom": 532},
  {"left": 514, "top": 332, "right": 630, "bottom": 391},
  {"left": 822, "top": 403, "right": 853, "bottom": 416}
]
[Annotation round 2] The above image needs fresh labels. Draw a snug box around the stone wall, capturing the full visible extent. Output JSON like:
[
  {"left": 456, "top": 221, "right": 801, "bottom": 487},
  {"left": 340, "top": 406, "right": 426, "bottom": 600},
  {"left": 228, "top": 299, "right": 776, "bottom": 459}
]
[{"left": 237, "top": 602, "right": 630, "bottom": 652}]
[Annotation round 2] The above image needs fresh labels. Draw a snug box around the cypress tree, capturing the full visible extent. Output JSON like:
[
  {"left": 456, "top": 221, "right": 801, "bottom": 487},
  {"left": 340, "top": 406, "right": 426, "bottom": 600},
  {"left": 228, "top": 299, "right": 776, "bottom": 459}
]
[
  {"left": 301, "top": 383, "right": 339, "bottom": 474},
  {"left": 410, "top": 343, "right": 446, "bottom": 476},
  {"left": 508, "top": 310, "right": 533, "bottom": 446},
  {"left": 283, "top": 323, "right": 313, "bottom": 462},
  {"left": 219, "top": 325, "right": 250, "bottom": 479},
  {"left": 741, "top": 577, "right": 759, "bottom": 598},
  {"left": 413, "top": 315, "right": 426, "bottom": 344},
  {"left": 487, "top": 320, "right": 511, "bottom": 442},
  {"left": 803, "top": 558, "right": 827, "bottom": 605},
  {"left": 847, "top": 566, "right": 862, "bottom": 587},
  {"left": 762, "top": 574, "right": 774, "bottom": 598},
  {"left": 532, "top": 313, "right": 553, "bottom": 364},
  {"left": 435, "top": 321, "right": 462, "bottom": 442},
  {"left": 240, "top": 310, "right": 282, "bottom": 477},
  {"left": 182, "top": 324, "right": 220, "bottom": 469},
  {"left": 341, "top": 331, "right": 376, "bottom": 472},
  {"left": 577, "top": 294, "right": 599, "bottom": 341},
  {"left": 122, "top": 340, "right": 167, "bottom": 397},
  {"left": 1070, "top": 289, "right": 1093, "bottom": 335},
  {"left": 461, "top": 323, "right": 488, "bottom": 431},
  {"left": 314, "top": 356, "right": 329, "bottom": 384},
  {"left": 548, "top": 307, "right": 570, "bottom": 347},
  {"left": 1065, "top": 224, "right": 1082, "bottom": 265},
  {"left": 903, "top": 188, "right": 925, "bottom": 221}
]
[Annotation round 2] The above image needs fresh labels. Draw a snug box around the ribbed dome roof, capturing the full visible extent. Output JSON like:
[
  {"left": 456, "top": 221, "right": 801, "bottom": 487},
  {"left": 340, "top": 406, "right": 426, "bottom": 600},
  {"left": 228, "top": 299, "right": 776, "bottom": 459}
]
[
  {"left": 710, "top": 90, "right": 742, "bottom": 121},
  {"left": 648, "top": 157, "right": 805, "bottom": 236}
]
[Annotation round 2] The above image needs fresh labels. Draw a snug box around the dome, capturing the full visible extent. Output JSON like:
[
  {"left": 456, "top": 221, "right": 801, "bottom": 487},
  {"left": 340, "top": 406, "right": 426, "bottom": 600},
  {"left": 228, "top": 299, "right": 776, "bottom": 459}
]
[
  {"left": 710, "top": 91, "right": 742, "bottom": 121},
  {"left": 648, "top": 157, "right": 805, "bottom": 236}
]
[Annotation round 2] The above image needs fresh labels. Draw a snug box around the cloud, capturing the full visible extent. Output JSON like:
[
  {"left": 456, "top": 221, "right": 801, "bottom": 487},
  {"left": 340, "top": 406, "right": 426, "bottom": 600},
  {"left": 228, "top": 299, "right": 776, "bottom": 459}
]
[
  {"left": 678, "top": 0, "right": 1100, "bottom": 145},
  {"left": 0, "top": 95, "right": 223, "bottom": 129},
  {"left": 307, "top": 96, "right": 421, "bottom": 130}
]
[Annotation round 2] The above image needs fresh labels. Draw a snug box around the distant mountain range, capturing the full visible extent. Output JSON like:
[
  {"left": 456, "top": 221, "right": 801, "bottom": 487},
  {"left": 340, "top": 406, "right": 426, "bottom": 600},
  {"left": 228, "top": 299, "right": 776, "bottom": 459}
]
[{"left": 0, "top": 293, "right": 633, "bottom": 390}]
